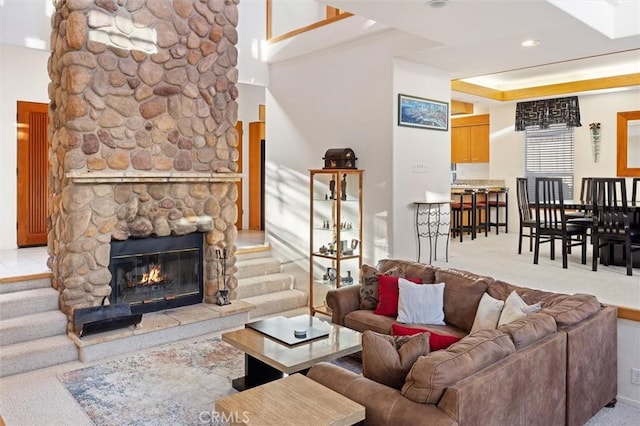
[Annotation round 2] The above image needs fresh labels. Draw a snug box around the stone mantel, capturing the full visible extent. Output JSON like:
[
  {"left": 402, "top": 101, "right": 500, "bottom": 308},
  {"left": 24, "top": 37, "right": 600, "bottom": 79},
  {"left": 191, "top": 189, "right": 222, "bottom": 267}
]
[{"left": 66, "top": 172, "right": 243, "bottom": 184}]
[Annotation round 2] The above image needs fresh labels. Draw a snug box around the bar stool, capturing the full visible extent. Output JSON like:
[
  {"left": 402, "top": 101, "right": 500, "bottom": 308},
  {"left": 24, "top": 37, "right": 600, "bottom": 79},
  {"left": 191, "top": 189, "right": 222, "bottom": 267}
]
[
  {"left": 488, "top": 187, "right": 509, "bottom": 234},
  {"left": 450, "top": 190, "right": 476, "bottom": 242},
  {"left": 474, "top": 188, "right": 489, "bottom": 237}
]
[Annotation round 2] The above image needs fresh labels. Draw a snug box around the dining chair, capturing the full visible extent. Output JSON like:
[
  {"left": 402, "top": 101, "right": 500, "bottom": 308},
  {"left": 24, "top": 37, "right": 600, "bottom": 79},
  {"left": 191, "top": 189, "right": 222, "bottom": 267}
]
[
  {"left": 566, "top": 177, "right": 593, "bottom": 221},
  {"left": 591, "top": 178, "right": 640, "bottom": 276},
  {"left": 632, "top": 178, "right": 640, "bottom": 225},
  {"left": 533, "top": 177, "right": 589, "bottom": 269},
  {"left": 516, "top": 177, "right": 535, "bottom": 254}
]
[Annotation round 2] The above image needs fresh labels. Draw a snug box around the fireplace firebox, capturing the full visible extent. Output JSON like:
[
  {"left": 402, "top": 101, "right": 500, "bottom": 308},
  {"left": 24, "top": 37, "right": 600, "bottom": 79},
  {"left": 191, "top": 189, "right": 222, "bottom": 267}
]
[{"left": 109, "top": 234, "right": 204, "bottom": 314}]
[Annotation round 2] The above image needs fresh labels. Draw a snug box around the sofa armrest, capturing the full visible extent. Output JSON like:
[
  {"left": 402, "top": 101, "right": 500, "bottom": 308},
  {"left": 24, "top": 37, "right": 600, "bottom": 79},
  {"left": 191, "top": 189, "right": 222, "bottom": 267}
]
[
  {"left": 326, "top": 285, "right": 362, "bottom": 326},
  {"left": 308, "top": 363, "right": 456, "bottom": 426}
]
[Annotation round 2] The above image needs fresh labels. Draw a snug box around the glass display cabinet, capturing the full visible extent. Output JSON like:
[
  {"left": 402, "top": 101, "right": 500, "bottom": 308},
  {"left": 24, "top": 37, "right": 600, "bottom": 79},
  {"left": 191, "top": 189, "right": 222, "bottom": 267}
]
[{"left": 309, "top": 169, "right": 363, "bottom": 316}]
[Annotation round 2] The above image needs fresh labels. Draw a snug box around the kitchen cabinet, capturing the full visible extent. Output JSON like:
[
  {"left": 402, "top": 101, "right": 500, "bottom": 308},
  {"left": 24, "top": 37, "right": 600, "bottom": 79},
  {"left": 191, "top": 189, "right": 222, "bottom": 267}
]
[{"left": 451, "top": 114, "right": 490, "bottom": 163}]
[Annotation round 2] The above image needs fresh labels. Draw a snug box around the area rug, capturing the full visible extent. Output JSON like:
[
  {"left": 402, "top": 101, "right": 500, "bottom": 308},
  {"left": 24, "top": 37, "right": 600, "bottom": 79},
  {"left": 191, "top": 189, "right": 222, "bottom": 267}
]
[{"left": 58, "top": 337, "right": 362, "bottom": 426}]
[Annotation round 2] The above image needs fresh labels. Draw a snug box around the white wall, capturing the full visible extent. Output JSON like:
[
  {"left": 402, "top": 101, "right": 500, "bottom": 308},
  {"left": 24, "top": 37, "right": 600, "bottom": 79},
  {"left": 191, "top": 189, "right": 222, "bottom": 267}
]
[
  {"left": 266, "top": 32, "right": 395, "bottom": 272},
  {"left": 618, "top": 319, "right": 640, "bottom": 407},
  {"left": 0, "top": 44, "right": 50, "bottom": 250},
  {"left": 392, "top": 59, "right": 451, "bottom": 261},
  {"left": 237, "top": 0, "right": 269, "bottom": 86}
]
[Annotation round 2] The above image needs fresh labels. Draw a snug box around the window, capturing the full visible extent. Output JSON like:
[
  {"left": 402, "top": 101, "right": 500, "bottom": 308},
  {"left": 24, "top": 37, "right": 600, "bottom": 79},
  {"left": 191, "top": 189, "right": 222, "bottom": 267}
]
[{"left": 524, "top": 124, "right": 575, "bottom": 200}]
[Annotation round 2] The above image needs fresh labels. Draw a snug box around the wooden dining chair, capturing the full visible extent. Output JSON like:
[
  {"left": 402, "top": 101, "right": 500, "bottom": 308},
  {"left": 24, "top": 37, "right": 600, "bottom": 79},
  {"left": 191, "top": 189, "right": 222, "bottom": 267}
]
[
  {"left": 516, "top": 177, "right": 535, "bottom": 254},
  {"left": 591, "top": 178, "right": 640, "bottom": 276},
  {"left": 566, "top": 177, "right": 593, "bottom": 221},
  {"left": 632, "top": 178, "right": 640, "bottom": 225},
  {"left": 533, "top": 177, "right": 589, "bottom": 269}
]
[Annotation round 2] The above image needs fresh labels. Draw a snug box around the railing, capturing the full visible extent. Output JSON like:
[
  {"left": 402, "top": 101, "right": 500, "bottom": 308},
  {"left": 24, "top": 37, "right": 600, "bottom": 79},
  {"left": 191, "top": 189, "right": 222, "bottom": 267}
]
[{"left": 266, "top": 0, "right": 352, "bottom": 42}]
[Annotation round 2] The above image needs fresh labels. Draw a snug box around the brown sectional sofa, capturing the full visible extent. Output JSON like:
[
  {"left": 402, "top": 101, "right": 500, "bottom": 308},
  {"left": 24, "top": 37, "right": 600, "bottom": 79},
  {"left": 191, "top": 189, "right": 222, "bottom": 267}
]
[{"left": 307, "top": 259, "right": 617, "bottom": 426}]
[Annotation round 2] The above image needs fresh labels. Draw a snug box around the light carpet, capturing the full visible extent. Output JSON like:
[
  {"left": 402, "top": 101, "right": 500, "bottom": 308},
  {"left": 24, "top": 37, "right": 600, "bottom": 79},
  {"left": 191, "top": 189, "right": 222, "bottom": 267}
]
[{"left": 57, "top": 336, "right": 363, "bottom": 426}]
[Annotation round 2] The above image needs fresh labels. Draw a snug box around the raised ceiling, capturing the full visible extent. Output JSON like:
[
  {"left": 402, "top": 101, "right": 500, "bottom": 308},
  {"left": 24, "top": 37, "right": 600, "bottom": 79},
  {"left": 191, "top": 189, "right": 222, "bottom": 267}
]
[{"left": 316, "top": 0, "right": 640, "bottom": 103}]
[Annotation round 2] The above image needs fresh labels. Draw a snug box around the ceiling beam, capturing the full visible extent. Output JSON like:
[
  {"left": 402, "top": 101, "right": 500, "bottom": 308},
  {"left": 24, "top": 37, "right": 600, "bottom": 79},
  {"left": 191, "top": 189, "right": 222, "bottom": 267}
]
[{"left": 452, "top": 73, "right": 640, "bottom": 102}]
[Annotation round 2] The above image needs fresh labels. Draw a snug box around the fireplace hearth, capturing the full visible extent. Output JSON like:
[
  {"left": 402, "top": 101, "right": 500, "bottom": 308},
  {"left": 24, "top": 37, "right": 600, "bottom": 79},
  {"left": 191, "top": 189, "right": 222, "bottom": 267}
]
[{"left": 109, "top": 234, "right": 204, "bottom": 315}]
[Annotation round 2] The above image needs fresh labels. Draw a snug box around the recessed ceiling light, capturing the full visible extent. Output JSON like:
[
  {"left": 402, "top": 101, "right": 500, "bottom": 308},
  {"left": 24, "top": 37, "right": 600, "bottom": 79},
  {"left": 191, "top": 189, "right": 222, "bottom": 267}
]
[
  {"left": 426, "top": 0, "right": 449, "bottom": 8},
  {"left": 521, "top": 39, "right": 541, "bottom": 47}
]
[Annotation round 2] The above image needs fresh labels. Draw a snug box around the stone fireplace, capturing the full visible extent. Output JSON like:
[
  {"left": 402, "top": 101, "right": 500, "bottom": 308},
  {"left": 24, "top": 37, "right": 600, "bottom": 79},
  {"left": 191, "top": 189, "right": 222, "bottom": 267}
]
[{"left": 47, "top": 0, "right": 242, "bottom": 332}]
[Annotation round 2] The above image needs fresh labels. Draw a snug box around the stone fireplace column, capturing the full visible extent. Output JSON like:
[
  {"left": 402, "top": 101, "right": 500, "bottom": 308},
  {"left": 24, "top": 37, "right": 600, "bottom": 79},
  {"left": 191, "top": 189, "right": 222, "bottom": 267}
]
[{"left": 47, "top": 0, "right": 241, "bottom": 330}]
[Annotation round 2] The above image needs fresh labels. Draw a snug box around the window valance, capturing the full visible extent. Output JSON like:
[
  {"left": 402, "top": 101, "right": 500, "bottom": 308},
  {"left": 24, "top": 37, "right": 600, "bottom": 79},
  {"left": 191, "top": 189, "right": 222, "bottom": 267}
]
[{"left": 515, "top": 96, "right": 582, "bottom": 131}]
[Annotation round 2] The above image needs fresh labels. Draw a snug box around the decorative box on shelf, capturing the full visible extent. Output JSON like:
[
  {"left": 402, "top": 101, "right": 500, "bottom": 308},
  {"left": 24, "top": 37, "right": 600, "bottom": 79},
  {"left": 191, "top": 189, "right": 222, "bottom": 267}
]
[{"left": 323, "top": 148, "right": 357, "bottom": 169}]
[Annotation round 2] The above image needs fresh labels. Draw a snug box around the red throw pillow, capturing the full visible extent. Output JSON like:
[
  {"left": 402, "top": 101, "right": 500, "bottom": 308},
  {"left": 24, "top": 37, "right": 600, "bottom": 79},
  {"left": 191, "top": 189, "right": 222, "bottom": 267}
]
[
  {"left": 374, "top": 276, "right": 422, "bottom": 317},
  {"left": 391, "top": 324, "right": 462, "bottom": 351}
]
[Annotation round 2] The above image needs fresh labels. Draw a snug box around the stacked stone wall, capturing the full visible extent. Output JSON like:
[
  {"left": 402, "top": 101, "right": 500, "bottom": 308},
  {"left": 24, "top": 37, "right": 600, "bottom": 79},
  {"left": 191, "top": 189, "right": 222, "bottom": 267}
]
[{"left": 47, "top": 0, "right": 241, "bottom": 327}]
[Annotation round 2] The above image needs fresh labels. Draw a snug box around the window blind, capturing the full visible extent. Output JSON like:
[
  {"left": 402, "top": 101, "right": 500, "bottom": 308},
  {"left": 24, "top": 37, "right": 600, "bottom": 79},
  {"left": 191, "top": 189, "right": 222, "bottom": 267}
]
[{"left": 524, "top": 124, "right": 575, "bottom": 201}]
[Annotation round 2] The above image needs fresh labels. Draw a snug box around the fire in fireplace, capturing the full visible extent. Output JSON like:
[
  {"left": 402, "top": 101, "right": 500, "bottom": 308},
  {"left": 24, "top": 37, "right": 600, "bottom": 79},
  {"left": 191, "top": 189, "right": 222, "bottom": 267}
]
[{"left": 109, "top": 233, "right": 204, "bottom": 314}]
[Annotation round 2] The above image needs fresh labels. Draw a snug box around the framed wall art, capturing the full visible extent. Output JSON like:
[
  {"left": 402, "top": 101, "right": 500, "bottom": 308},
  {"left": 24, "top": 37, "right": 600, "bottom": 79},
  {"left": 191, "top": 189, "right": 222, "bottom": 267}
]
[{"left": 398, "top": 94, "right": 449, "bottom": 131}]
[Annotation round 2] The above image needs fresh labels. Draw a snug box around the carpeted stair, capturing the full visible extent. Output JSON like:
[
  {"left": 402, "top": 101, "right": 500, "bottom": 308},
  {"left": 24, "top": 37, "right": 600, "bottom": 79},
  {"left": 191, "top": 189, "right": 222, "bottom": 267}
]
[
  {"left": 234, "top": 248, "right": 308, "bottom": 319},
  {"left": 0, "top": 276, "right": 78, "bottom": 377},
  {"left": 0, "top": 247, "right": 307, "bottom": 377}
]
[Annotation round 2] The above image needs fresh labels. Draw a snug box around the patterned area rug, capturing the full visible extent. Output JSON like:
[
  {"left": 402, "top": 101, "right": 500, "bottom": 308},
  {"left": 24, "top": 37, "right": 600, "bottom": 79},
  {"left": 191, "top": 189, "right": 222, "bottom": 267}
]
[{"left": 58, "top": 336, "right": 362, "bottom": 426}]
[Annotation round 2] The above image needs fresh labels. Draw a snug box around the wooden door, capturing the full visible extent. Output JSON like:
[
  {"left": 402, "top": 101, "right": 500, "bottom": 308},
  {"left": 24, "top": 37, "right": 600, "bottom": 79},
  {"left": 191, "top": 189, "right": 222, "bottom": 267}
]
[
  {"left": 248, "top": 121, "right": 265, "bottom": 230},
  {"left": 235, "top": 121, "right": 243, "bottom": 230},
  {"left": 17, "top": 101, "right": 49, "bottom": 247}
]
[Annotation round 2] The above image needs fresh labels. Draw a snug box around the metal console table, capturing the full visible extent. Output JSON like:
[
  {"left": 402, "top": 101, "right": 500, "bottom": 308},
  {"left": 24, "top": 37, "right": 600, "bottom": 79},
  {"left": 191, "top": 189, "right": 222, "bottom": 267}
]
[{"left": 413, "top": 201, "right": 451, "bottom": 264}]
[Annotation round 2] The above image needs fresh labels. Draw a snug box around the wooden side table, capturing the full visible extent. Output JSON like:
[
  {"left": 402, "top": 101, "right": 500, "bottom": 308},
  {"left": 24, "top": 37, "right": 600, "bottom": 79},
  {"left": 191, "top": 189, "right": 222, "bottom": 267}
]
[{"left": 215, "top": 373, "right": 365, "bottom": 425}]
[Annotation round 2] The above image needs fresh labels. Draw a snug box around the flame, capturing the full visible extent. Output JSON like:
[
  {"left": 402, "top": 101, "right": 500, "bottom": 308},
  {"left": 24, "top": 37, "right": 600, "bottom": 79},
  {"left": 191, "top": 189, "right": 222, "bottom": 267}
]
[{"left": 140, "top": 264, "right": 164, "bottom": 285}]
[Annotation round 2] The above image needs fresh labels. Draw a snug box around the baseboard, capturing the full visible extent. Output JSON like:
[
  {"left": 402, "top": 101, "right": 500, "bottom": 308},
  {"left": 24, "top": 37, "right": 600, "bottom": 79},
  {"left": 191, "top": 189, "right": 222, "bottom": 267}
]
[{"left": 616, "top": 395, "right": 640, "bottom": 409}]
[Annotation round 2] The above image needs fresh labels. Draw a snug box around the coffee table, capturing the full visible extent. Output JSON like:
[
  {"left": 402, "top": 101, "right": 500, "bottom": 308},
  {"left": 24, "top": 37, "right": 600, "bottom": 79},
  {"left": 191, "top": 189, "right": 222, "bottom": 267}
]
[
  {"left": 222, "top": 314, "right": 362, "bottom": 391},
  {"left": 215, "top": 373, "right": 365, "bottom": 426}
]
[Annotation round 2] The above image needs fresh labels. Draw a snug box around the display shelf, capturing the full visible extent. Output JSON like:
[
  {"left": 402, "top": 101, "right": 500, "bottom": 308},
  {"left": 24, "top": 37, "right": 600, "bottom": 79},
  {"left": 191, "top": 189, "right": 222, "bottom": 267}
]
[{"left": 309, "top": 169, "right": 363, "bottom": 316}]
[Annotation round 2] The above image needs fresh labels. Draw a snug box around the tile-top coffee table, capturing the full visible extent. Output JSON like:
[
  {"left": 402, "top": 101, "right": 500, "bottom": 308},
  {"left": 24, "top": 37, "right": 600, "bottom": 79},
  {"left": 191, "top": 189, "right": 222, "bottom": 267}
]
[
  {"left": 215, "top": 373, "right": 365, "bottom": 426},
  {"left": 222, "top": 314, "right": 362, "bottom": 391}
]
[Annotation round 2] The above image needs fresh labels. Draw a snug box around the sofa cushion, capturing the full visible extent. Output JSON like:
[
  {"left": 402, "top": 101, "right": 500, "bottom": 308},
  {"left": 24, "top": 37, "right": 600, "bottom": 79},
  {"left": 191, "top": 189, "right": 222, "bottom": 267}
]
[
  {"left": 359, "top": 264, "right": 382, "bottom": 310},
  {"left": 374, "top": 275, "right": 422, "bottom": 317},
  {"left": 402, "top": 329, "right": 516, "bottom": 404},
  {"left": 362, "top": 330, "right": 431, "bottom": 389},
  {"left": 498, "top": 291, "right": 542, "bottom": 326},
  {"left": 497, "top": 312, "right": 557, "bottom": 350},
  {"left": 392, "top": 324, "right": 462, "bottom": 351},
  {"left": 470, "top": 292, "right": 505, "bottom": 333},
  {"left": 434, "top": 269, "right": 492, "bottom": 332},
  {"left": 539, "top": 294, "right": 601, "bottom": 328},
  {"left": 397, "top": 279, "right": 445, "bottom": 325},
  {"left": 376, "top": 259, "right": 438, "bottom": 284},
  {"left": 345, "top": 310, "right": 398, "bottom": 334},
  {"left": 488, "top": 280, "right": 601, "bottom": 327}
]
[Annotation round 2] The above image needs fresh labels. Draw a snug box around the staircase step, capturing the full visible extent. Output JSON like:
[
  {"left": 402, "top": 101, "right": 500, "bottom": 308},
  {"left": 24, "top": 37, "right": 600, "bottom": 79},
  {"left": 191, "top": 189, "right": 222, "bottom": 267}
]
[
  {"left": 243, "top": 289, "right": 308, "bottom": 319},
  {"left": 0, "top": 335, "right": 78, "bottom": 378},
  {"left": 0, "top": 288, "right": 59, "bottom": 320},
  {"left": 235, "top": 247, "right": 272, "bottom": 261},
  {"left": 0, "top": 310, "right": 68, "bottom": 346},
  {"left": 235, "top": 257, "right": 282, "bottom": 279},
  {"left": 0, "top": 275, "right": 52, "bottom": 294},
  {"left": 235, "top": 272, "right": 294, "bottom": 299}
]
